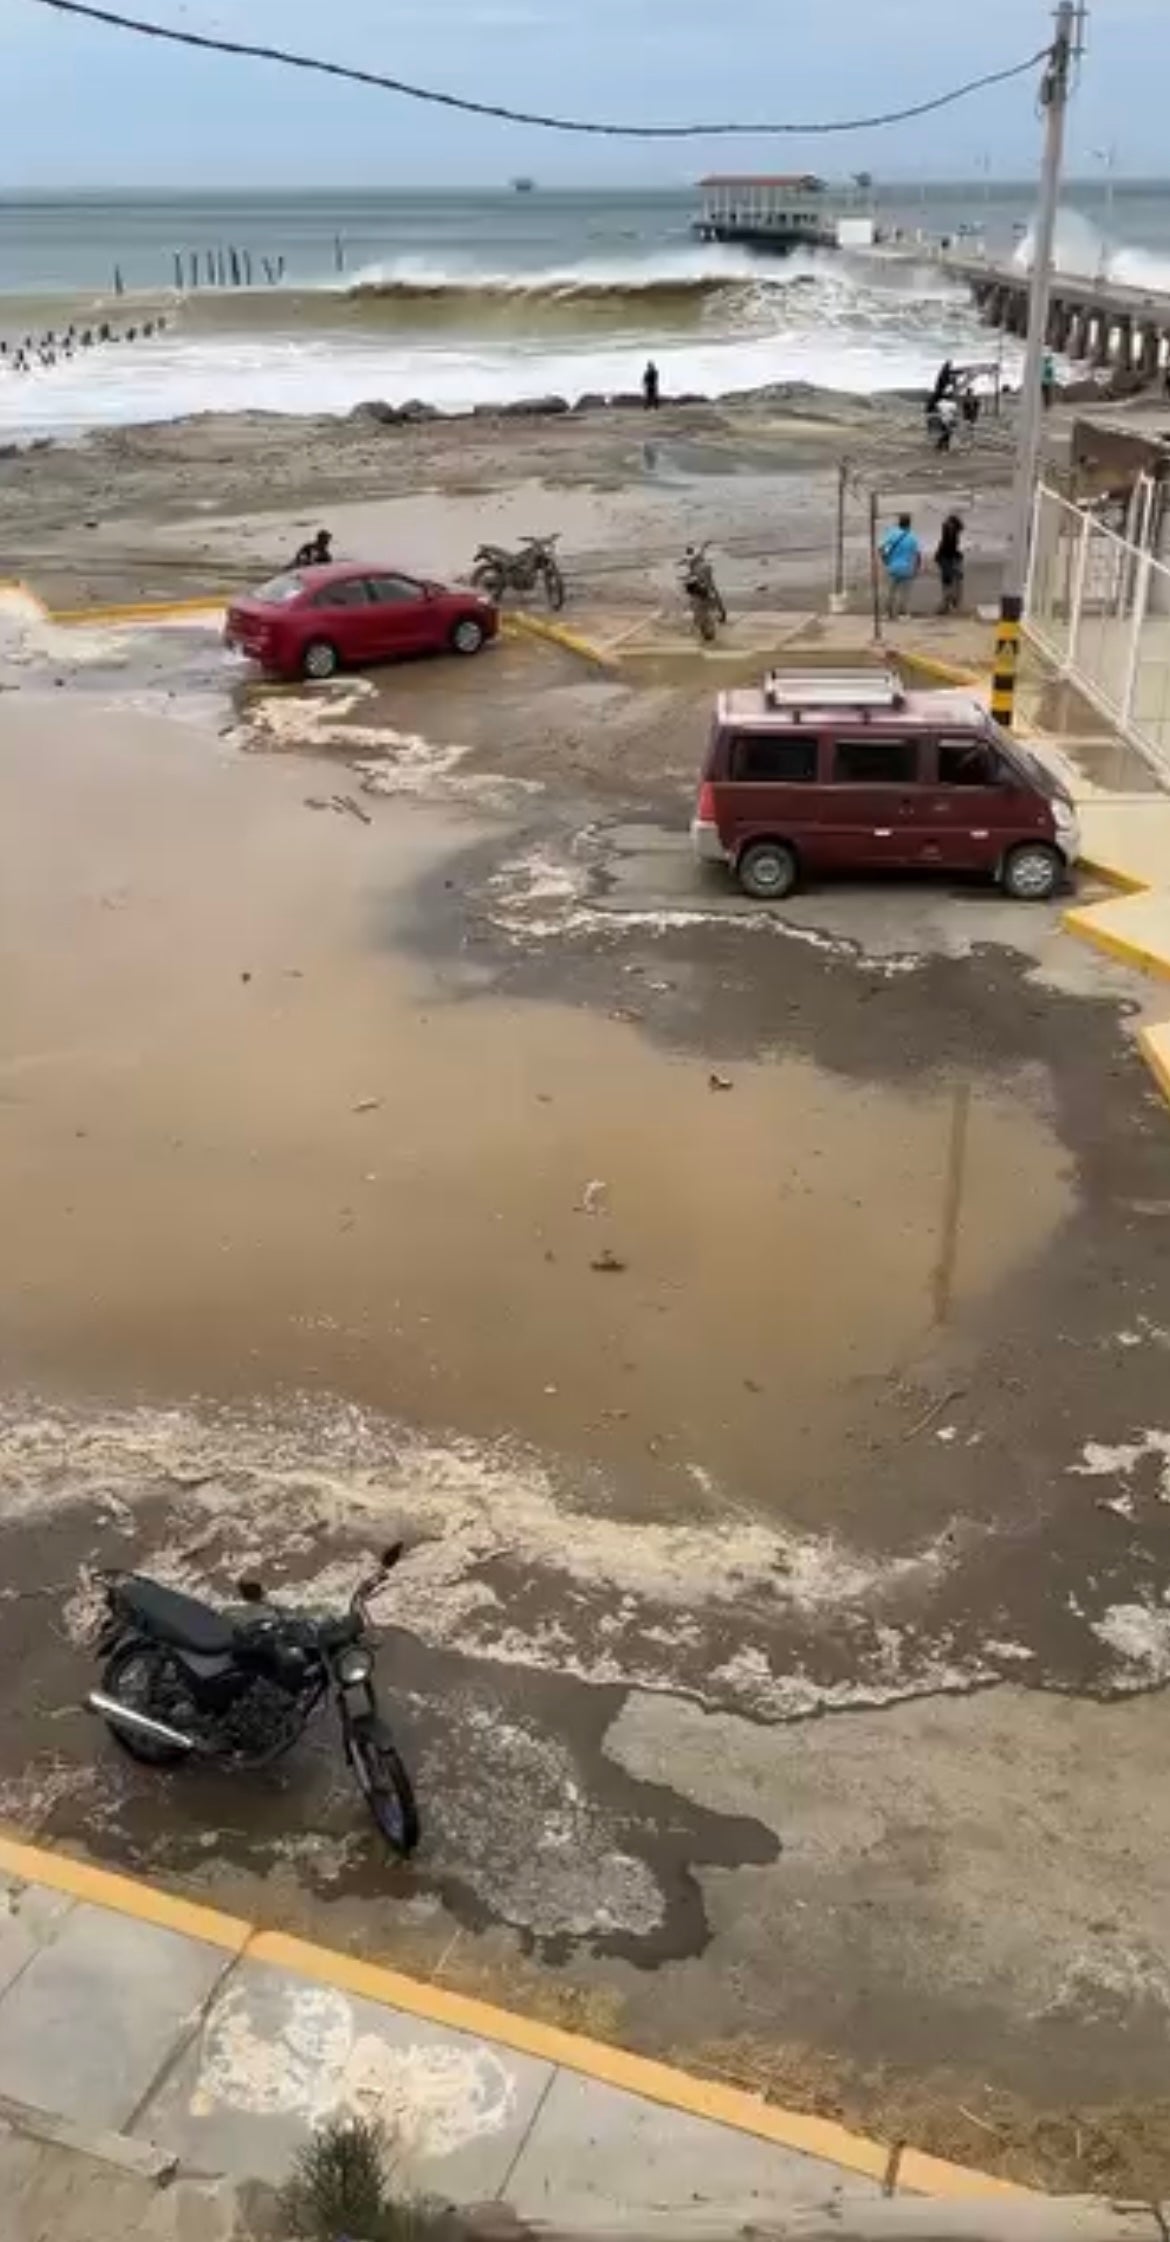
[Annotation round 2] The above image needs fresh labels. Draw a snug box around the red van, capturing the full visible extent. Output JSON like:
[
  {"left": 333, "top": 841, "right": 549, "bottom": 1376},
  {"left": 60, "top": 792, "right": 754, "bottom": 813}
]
[{"left": 691, "top": 670, "right": 1079, "bottom": 902}]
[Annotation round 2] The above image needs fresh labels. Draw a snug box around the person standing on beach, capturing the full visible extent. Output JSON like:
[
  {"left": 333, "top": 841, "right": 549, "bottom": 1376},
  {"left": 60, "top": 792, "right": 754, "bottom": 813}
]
[
  {"left": 642, "top": 360, "right": 660, "bottom": 410},
  {"left": 879, "top": 512, "right": 922, "bottom": 620},
  {"left": 935, "top": 514, "right": 965, "bottom": 614}
]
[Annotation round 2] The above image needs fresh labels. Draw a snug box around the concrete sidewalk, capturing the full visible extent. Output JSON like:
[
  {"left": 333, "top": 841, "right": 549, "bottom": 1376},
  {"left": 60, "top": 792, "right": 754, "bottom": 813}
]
[{"left": 0, "top": 1837, "right": 1158, "bottom": 2242}]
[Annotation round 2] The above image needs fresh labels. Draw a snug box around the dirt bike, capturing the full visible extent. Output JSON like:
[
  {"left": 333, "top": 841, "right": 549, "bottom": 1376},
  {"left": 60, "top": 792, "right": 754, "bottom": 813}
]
[
  {"left": 84, "top": 1545, "right": 419, "bottom": 1856},
  {"left": 679, "top": 543, "right": 727, "bottom": 642},
  {"left": 470, "top": 533, "right": 565, "bottom": 610}
]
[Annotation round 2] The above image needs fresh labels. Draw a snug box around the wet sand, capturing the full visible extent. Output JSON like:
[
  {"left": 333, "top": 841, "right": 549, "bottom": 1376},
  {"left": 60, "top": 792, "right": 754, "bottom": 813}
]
[{"left": 0, "top": 386, "right": 1016, "bottom": 612}]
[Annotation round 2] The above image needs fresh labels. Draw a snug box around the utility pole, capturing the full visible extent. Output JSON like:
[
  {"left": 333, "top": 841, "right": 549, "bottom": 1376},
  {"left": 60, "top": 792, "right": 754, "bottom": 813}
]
[{"left": 991, "top": 0, "right": 1083, "bottom": 730}]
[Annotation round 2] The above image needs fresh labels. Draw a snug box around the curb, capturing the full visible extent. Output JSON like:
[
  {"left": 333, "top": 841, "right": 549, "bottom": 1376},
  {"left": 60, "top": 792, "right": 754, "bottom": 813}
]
[
  {"left": 895, "top": 648, "right": 985, "bottom": 689},
  {"left": 1, "top": 579, "right": 227, "bottom": 626},
  {"left": 1062, "top": 903, "right": 1170, "bottom": 986},
  {"left": 503, "top": 608, "right": 621, "bottom": 669},
  {"left": 0, "top": 1828, "right": 1031, "bottom": 2205},
  {"left": 50, "top": 592, "right": 228, "bottom": 624}
]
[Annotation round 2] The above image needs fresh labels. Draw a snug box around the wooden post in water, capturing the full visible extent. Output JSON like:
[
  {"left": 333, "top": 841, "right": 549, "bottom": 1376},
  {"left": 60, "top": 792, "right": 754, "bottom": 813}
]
[
  {"left": 188, "top": 250, "right": 198, "bottom": 289},
  {"left": 243, "top": 249, "right": 253, "bottom": 286},
  {"left": 230, "top": 246, "right": 241, "bottom": 288},
  {"left": 173, "top": 252, "right": 183, "bottom": 289},
  {"left": 334, "top": 234, "right": 345, "bottom": 274},
  {"left": 113, "top": 265, "right": 124, "bottom": 296}
]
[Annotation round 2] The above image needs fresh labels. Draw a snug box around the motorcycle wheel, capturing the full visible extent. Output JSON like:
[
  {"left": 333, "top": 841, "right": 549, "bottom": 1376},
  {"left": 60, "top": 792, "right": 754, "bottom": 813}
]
[
  {"left": 100, "top": 1639, "right": 193, "bottom": 1767},
  {"left": 346, "top": 1716, "right": 420, "bottom": 1858},
  {"left": 471, "top": 563, "right": 506, "bottom": 600},
  {"left": 542, "top": 563, "right": 566, "bottom": 612}
]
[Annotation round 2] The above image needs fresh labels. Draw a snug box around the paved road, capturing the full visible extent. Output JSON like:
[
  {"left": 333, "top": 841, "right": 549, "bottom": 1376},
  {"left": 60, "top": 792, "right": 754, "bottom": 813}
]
[{"left": 3, "top": 644, "right": 1170, "bottom": 2194}]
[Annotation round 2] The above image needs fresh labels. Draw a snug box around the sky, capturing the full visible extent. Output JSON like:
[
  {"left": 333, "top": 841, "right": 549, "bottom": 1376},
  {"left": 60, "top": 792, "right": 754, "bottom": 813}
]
[{"left": 0, "top": 0, "right": 1166, "bottom": 189}]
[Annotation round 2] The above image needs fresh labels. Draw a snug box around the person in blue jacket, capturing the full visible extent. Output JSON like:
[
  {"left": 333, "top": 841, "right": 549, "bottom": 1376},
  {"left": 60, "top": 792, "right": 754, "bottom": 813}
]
[{"left": 879, "top": 512, "right": 922, "bottom": 619}]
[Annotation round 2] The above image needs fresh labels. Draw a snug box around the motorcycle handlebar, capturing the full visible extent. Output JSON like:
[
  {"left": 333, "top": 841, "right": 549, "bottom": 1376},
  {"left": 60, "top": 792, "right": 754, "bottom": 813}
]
[{"left": 350, "top": 1541, "right": 405, "bottom": 1620}]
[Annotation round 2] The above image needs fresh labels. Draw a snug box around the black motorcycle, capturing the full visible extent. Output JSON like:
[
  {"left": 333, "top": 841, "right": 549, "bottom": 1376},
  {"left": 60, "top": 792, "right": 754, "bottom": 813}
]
[
  {"left": 85, "top": 1546, "right": 419, "bottom": 1856},
  {"left": 470, "top": 533, "right": 565, "bottom": 610}
]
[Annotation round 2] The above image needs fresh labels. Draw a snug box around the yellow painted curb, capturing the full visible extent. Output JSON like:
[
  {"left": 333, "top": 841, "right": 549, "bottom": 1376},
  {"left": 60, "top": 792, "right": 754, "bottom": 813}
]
[
  {"left": 0, "top": 1828, "right": 1032, "bottom": 2202},
  {"left": 896, "top": 648, "right": 985, "bottom": 688},
  {"left": 503, "top": 608, "right": 620, "bottom": 670},
  {"left": 1062, "top": 903, "right": 1170, "bottom": 986},
  {"left": 50, "top": 593, "right": 228, "bottom": 624},
  {"left": 1076, "top": 854, "right": 1151, "bottom": 897},
  {"left": 1, "top": 580, "right": 225, "bottom": 627},
  {"left": 0, "top": 1831, "right": 250, "bottom": 1953}
]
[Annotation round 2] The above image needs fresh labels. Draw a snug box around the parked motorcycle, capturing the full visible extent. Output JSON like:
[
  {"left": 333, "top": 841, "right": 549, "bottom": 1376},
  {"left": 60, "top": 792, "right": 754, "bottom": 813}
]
[
  {"left": 84, "top": 1545, "right": 419, "bottom": 1856},
  {"left": 679, "top": 543, "right": 727, "bottom": 642},
  {"left": 470, "top": 533, "right": 565, "bottom": 610}
]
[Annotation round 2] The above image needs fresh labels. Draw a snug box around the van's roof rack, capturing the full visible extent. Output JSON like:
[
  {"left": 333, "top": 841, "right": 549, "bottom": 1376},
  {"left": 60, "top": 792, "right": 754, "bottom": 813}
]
[{"left": 763, "top": 666, "right": 904, "bottom": 710}]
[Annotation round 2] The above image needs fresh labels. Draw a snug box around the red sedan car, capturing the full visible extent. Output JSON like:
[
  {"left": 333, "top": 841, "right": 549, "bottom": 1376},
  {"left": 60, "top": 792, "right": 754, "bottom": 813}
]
[{"left": 224, "top": 563, "right": 499, "bottom": 681}]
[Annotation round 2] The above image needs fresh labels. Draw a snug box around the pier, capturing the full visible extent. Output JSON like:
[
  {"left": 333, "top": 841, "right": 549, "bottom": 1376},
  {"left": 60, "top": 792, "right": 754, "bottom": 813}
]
[{"left": 940, "top": 253, "right": 1170, "bottom": 380}]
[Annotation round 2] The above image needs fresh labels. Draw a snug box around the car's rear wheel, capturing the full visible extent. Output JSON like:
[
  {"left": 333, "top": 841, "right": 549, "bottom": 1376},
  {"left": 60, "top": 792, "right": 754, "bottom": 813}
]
[
  {"left": 738, "top": 840, "right": 798, "bottom": 901},
  {"left": 301, "top": 638, "right": 340, "bottom": 681},
  {"left": 1002, "top": 841, "right": 1062, "bottom": 901},
  {"left": 450, "top": 617, "right": 486, "bottom": 656}
]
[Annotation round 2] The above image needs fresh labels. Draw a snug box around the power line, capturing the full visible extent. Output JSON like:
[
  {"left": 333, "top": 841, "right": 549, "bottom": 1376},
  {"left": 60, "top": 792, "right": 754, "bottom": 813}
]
[{"left": 27, "top": 0, "right": 1047, "bottom": 140}]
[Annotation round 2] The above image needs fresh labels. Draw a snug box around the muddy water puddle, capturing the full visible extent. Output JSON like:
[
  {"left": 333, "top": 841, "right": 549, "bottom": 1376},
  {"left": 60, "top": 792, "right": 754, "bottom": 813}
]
[{"left": 0, "top": 691, "right": 1075, "bottom": 1528}]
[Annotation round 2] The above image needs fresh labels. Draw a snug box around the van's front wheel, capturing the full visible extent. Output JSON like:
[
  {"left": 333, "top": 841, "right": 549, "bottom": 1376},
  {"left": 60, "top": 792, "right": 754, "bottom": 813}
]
[
  {"left": 1001, "top": 841, "right": 1062, "bottom": 901},
  {"left": 738, "top": 840, "right": 798, "bottom": 901}
]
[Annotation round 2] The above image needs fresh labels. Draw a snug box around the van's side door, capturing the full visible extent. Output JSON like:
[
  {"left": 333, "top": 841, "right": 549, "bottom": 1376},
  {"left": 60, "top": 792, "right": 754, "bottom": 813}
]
[
  {"left": 921, "top": 733, "right": 1027, "bottom": 870},
  {"left": 820, "top": 731, "right": 924, "bottom": 868}
]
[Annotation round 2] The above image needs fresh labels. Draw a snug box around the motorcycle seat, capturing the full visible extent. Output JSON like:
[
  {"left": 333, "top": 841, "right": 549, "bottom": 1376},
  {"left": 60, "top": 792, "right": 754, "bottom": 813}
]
[{"left": 119, "top": 1575, "right": 236, "bottom": 1656}]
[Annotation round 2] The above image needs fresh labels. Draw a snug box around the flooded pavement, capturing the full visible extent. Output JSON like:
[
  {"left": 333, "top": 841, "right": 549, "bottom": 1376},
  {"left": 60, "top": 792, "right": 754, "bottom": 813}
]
[{"left": 5, "top": 649, "right": 1170, "bottom": 2192}]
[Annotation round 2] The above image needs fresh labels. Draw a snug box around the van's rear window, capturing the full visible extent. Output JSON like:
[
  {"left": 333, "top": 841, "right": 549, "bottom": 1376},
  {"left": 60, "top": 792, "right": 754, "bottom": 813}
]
[{"left": 730, "top": 733, "right": 818, "bottom": 782}]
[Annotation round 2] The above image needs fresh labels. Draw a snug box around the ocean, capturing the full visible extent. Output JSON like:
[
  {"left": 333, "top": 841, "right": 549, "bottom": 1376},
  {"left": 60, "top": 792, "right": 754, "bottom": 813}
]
[{"left": 2, "top": 182, "right": 1169, "bottom": 441}]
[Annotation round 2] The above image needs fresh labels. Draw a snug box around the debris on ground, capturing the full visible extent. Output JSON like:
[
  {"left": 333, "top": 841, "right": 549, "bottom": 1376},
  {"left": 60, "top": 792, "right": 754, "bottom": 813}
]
[
  {"left": 590, "top": 1248, "right": 627, "bottom": 1273},
  {"left": 709, "top": 1072, "right": 734, "bottom": 1091},
  {"left": 576, "top": 1179, "right": 608, "bottom": 1215}
]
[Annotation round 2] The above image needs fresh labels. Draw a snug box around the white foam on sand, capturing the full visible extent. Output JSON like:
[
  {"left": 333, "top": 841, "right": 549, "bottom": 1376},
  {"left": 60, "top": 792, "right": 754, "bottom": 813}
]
[{"left": 0, "top": 584, "right": 129, "bottom": 670}]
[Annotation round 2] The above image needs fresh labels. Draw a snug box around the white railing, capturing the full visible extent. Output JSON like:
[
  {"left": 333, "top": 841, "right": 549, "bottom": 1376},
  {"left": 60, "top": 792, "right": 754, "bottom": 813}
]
[{"left": 1026, "top": 480, "right": 1170, "bottom": 778}]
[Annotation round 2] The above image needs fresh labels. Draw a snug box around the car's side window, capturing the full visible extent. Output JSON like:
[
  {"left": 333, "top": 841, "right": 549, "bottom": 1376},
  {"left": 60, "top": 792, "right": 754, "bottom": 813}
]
[
  {"left": 937, "top": 735, "right": 1001, "bottom": 787},
  {"left": 365, "top": 575, "right": 423, "bottom": 604},
  {"left": 311, "top": 578, "right": 370, "bottom": 609},
  {"left": 730, "top": 732, "right": 818, "bottom": 782},
  {"left": 832, "top": 735, "right": 919, "bottom": 784}
]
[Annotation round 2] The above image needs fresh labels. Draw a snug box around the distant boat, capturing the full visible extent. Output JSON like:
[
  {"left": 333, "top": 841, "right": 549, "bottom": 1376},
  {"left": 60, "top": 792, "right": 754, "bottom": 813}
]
[{"left": 512, "top": 177, "right": 535, "bottom": 193}]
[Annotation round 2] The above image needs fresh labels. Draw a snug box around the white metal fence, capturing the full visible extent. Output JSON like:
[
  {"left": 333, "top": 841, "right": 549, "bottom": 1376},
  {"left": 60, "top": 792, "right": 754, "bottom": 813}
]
[{"left": 1026, "top": 480, "right": 1170, "bottom": 777}]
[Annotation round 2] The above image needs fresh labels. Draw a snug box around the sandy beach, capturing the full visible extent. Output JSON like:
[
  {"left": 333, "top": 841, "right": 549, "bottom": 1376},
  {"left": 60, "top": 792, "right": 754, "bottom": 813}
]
[{"left": 0, "top": 383, "right": 1018, "bottom": 615}]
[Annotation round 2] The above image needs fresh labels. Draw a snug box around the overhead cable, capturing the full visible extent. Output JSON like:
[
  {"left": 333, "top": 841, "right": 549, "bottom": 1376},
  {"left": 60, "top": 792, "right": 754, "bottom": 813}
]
[{"left": 27, "top": 1, "right": 1048, "bottom": 139}]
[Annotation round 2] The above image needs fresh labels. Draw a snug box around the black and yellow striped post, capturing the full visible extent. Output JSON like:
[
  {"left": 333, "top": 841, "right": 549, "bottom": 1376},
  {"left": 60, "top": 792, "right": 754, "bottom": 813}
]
[{"left": 991, "top": 592, "right": 1022, "bottom": 727}]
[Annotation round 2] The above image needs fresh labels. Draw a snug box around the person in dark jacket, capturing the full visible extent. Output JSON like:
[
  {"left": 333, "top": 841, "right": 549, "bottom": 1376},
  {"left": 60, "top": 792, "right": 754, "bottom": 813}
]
[
  {"left": 293, "top": 529, "right": 333, "bottom": 567},
  {"left": 935, "top": 514, "right": 965, "bottom": 614},
  {"left": 642, "top": 359, "right": 660, "bottom": 410}
]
